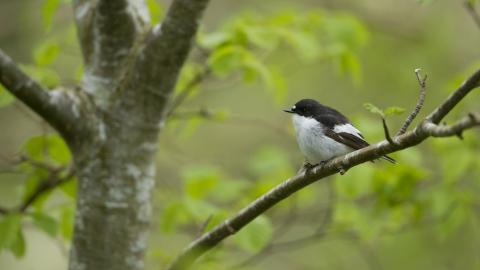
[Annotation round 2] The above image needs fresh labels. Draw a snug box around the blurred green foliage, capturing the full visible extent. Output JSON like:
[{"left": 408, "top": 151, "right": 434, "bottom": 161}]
[{"left": 0, "top": 0, "right": 480, "bottom": 270}]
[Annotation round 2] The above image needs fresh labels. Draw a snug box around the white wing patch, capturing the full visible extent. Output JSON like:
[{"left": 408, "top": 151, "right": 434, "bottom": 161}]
[{"left": 333, "top": 124, "right": 362, "bottom": 138}]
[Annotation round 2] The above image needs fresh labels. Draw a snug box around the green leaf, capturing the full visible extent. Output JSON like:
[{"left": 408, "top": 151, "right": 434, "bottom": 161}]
[
  {"left": 280, "top": 28, "right": 321, "bottom": 61},
  {"left": 42, "top": 0, "right": 62, "bottom": 32},
  {"left": 0, "top": 214, "right": 22, "bottom": 250},
  {"left": 183, "top": 166, "right": 220, "bottom": 199},
  {"left": 338, "top": 52, "right": 361, "bottom": 83},
  {"left": 384, "top": 106, "right": 406, "bottom": 116},
  {"left": 198, "top": 31, "right": 231, "bottom": 49},
  {"left": 60, "top": 178, "right": 77, "bottom": 198},
  {"left": 208, "top": 45, "right": 245, "bottom": 76},
  {"left": 240, "top": 24, "right": 279, "bottom": 50},
  {"left": 159, "top": 200, "right": 190, "bottom": 233},
  {"left": 234, "top": 215, "right": 273, "bottom": 252},
  {"left": 23, "top": 134, "right": 71, "bottom": 165},
  {"left": 34, "top": 41, "right": 60, "bottom": 66},
  {"left": 9, "top": 229, "right": 26, "bottom": 258},
  {"left": 146, "top": 0, "right": 163, "bottom": 24},
  {"left": 209, "top": 179, "right": 249, "bottom": 203},
  {"left": 363, "top": 103, "right": 384, "bottom": 118},
  {"left": 249, "top": 146, "right": 292, "bottom": 177},
  {"left": 183, "top": 197, "right": 218, "bottom": 221},
  {"left": 0, "top": 85, "right": 15, "bottom": 108},
  {"left": 0, "top": 214, "right": 26, "bottom": 257},
  {"left": 60, "top": 207, "right": 74, "bottom": 240},
  {"left": 31, "top": 212, "right": 58, "bottom": 237}
]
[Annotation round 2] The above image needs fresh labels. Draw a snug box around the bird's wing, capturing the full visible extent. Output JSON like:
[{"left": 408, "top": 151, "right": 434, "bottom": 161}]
[
  {"left": 324, "top": 129, "right": 369, "bottom": 150},
  {"left": 317, "top": 114, "right": 396, "bottom": 163},
  {"left": 316, "top": 114, "right": 370, "bottom": 150}
]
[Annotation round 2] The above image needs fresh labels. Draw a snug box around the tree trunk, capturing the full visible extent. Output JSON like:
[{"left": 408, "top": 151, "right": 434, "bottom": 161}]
[
  {"left": 68, "top": 117, "right": 158, "bottom": 270},
  {"left": 67, "top": 1, "right": 209, "bottom": 269}
]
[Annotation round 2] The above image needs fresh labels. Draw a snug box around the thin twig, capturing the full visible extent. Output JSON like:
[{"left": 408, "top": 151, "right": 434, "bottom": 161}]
[
  {"left": 17, "top": 155, "right": 64, "bottom": 173},
  {"left": 195, "top": 214, "right": 213, "bottom": 238},
  {"left": 18, "top": 168, "right": 75, "bottom": 213},
  {"left": 397, "top": 68, "right": 427, "bottom": 136},
  {"left": 465, "top": 1, "right": 480, "bottom": 30},
  {"left": 0, "top": 165, "right": 75, "bottom": 215},
  {"left": 167, "top": 68, "right": 211, "bottom": 117},
  {"left": 382, "top": 117, "right": 395, "bottom": 145}
]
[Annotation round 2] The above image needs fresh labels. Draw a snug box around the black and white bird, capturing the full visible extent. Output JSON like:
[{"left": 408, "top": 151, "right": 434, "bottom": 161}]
[{"left": 284, "top": 99, "right": 395, "bottom": 166}]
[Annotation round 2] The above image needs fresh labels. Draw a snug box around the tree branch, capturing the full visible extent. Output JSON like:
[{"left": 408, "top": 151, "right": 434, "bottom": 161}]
[
  {"left": 422, "top": 113, "right": 479, "bottom": 138},
  {"left": 426, "top": 69, "right": 480, "bottom": 124},
  {"left": 0, "top": 49, "right": 79, "bottom": 139},
  {"left": 121, "top": 0, "right": 211, "bottom": 123},
  {"left": 73, "top": 0, "right": 150, "bottom": 107},
  {"left": 19, "top": 168, "right": 75, "bottom": 213},
  {"left": 397, "top": 69, "right": 427, "bottom": 135},
  {"left": 0, "top": 165, "right": 74, "bottom": 216},
  {"left": 166, "top": 68, "right": 480, "bottom": 270}
]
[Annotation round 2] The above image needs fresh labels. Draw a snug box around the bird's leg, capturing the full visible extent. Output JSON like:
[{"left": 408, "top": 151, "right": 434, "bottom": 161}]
[
  {"left": 298, "top": 160, "right": 315, "bottom": 174},
  {"left": 337, "top": 165, "right": 347, "bottom": 175}
]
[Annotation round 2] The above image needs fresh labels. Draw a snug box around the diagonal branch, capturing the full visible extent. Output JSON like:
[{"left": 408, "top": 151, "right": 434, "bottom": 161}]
[
  {"left": 0, "top": 49, "right": 80, "bottom": 139},
  {"left": 166, "top": 68, "right": 480, "bottom": 270},
  {"left": 427, "top": 69, "right": 480, "bottom": 124}
]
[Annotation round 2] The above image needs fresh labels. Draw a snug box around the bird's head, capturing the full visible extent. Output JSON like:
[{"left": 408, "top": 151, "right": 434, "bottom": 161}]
[{"left": 283, "top": 99, "right": 321, "bottom": 118}]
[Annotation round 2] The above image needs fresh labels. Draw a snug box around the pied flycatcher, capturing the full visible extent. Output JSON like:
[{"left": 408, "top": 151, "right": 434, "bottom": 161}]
[{"left": 284, "top": 99, "right": 395, "bottom": 166}]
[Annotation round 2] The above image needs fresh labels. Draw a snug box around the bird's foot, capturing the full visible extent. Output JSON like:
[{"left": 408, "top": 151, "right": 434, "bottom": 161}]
[{"left": 298, "top": 161, "right": 316, "bottom": 174}]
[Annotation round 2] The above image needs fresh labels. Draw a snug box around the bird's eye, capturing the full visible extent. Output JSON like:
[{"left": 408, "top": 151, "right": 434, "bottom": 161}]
[{"left": 292, "top": 105, "right": 296, "bottom": 111}]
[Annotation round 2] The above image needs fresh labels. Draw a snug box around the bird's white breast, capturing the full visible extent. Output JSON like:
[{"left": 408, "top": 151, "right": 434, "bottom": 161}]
[{"left": 292, "top": 115, "right": 353, "bottom": 164}]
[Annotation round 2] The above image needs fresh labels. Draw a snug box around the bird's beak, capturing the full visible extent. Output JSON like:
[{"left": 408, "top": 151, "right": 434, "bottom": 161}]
[{"left": 283, "top": 108, "right": 294, "bottom": 114}]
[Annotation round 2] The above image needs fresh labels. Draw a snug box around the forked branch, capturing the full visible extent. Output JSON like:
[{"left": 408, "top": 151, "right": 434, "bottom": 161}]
[{"left": 166, "top": 68, "right": 480, "bottom": 270}]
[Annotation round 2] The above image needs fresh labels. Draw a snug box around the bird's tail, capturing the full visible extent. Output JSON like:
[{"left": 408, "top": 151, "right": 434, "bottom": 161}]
[{"left": 382, "top": 155, "right": 396, "bottom": 164}]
